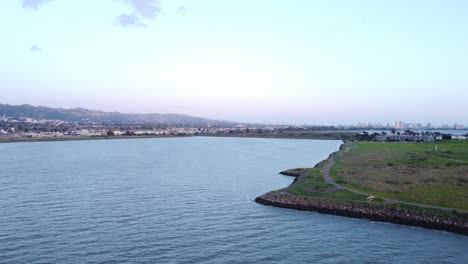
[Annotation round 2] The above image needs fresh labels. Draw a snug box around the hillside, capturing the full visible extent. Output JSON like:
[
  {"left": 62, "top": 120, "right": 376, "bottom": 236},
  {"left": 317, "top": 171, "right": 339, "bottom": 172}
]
[{"left": 0, "top": 104, "right": 237, "bottom": 126}]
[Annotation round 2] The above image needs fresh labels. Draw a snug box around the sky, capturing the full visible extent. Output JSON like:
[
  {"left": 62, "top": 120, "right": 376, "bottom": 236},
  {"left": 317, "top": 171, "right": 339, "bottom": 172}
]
[{"left": 1, "top": 0, "right": 467, "bottom": 125}]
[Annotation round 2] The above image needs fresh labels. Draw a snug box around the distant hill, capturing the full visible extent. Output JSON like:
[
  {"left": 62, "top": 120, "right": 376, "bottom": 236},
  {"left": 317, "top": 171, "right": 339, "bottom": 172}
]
[{"left": 0, "top": 104, "right": 237, "bottom": 126}]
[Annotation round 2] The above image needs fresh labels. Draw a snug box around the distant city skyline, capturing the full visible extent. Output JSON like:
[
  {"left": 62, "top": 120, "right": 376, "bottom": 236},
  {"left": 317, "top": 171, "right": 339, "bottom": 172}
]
[
  {"left": 1, "top": 103, "right": 467, "bottom": 128},
  {"left": 1, "top": 1, "right": 468, "bottom": 125},
  {"left": 352, "top": 121, "right": 466, "bottom": 130}
]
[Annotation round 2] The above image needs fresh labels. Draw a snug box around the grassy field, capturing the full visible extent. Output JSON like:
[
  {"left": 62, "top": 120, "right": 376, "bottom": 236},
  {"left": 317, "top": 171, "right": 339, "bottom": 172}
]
[
  {"left": 287, "top": 168, "right": 375, "bottom": 201},
  {"left": 331, "top": 140, "right": 468, "bottom": 210}
]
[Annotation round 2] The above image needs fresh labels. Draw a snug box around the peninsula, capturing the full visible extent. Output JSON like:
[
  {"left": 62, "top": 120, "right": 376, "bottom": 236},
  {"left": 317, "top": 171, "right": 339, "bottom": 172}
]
[{"left": 255, "top": 141, "right": 468, "bottom": 235}]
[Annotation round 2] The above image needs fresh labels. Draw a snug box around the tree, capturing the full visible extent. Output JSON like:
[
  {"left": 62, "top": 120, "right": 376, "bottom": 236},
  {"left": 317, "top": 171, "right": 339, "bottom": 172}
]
[
  {"left": 442, "top": 134, "right": 452, "bottom": 140},
  {"left": 107, "top": 130, "right": 115, "bottom": 136},
  {"left": 356, "top": 131, "right": 370, "bottom": 141}
]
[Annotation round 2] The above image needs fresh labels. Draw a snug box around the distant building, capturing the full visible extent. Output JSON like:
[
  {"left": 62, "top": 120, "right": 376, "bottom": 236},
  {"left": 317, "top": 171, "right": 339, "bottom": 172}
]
[
  {"left": 373, "top": 134, "right": 434, "bottom": 142},
  {"left": 357, "top": 122, "right": 369, "bottom": 128},
  {"left": 395, "top": 121, "right": 404, "bottom": 129},
  {"left": 20, "top": 118, "right": 33, "bottom": 123}
]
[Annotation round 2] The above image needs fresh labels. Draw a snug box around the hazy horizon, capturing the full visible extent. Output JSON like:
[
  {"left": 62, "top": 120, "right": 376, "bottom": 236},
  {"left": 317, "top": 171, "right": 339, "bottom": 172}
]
[
  {"left": 3, "top": 102, "right": 468, "bottom": 128},
  {"left": 2, "top": 0, "right": 467, "bottom": 125}
]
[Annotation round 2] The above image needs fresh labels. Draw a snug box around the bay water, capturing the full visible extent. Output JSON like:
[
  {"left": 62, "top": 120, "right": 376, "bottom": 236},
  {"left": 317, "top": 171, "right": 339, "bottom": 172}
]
[{"left": 0, "top": 137, "right": 466, "bottom": 263}]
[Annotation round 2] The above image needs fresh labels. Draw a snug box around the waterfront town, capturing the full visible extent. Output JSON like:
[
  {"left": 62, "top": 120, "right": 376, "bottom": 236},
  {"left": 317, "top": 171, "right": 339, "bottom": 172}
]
[
  {"left": 0, "top": 115, "right": 279, "bottom": 139},
  {"left": 0, "top": 115, "right": 466, "bottom": 142}
]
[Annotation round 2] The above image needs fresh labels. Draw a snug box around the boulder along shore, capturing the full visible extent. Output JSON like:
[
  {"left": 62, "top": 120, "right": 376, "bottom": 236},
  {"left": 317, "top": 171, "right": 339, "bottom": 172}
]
[{"left": 255, "top": 191, "right": 468, "bottom": 235}]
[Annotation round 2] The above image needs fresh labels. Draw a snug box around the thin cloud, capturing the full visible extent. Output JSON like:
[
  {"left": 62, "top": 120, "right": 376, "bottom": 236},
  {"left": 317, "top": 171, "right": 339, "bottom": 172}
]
[
  {"left": 22, "top": 0, "right": 51, "bottom": 10},
  {"left": 115, "top": 14, "right": 146, "bottom": 27},
  {"left": 29, "top": 45, "right": 43, "bottom": 52},
  {"left": 125, "top": 0, "right": 161, "bottom": 18},
  {"left": 177, "top": 6, "right": 188, "bottom": 15},
  {"left": 116, "top": 0, "right": 162, "bottom": 28}
]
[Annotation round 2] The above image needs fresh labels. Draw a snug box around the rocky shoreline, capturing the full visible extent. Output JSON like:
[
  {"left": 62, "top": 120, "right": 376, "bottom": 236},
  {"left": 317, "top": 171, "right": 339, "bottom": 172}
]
[{"left": 255, "top": 192, "right": 468, "bottom": 235}]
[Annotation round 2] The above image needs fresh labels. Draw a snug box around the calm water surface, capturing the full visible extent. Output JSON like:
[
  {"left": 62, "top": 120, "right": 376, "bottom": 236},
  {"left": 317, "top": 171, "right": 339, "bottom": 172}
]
[{"left": 0, "top": 137, "right": 466, "bottom": 263}]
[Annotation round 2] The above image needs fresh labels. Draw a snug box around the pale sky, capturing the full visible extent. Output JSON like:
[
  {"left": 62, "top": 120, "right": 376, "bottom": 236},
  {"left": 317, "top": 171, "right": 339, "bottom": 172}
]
[{"left": 1, "top": 0, "right": 467, "bottom": 125}]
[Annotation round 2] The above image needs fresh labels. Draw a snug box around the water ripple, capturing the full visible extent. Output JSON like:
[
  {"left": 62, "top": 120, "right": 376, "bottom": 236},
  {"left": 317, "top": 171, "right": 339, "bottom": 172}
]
[{"left": 0, "top": 137, "right": 466, "bottom": 264}]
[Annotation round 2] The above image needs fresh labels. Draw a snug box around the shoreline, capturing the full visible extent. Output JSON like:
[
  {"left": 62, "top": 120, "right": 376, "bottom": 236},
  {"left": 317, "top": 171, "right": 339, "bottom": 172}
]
[
  {"left": 0, "top": 133, "right": 349, "bottom": 144},
  {"left": 255, "top": 192, "right": 468, "bottom": 235},
  {"left": 255, "top": 144, "right": 468, "bottom": 236},
  {"left": 0, "top": 135, "right": 193, "bottom": 144}
]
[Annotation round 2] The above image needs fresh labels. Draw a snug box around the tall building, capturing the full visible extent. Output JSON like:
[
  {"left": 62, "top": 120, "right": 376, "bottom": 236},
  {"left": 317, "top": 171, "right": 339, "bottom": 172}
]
[{"left": 395, "top": 121, "right": 404, "bottom": 129}]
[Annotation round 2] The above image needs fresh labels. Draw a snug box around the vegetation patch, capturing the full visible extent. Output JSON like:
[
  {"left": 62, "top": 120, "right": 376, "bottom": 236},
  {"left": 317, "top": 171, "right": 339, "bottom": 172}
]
[
  {"left": 286, "top": 169, "right": 371, "bottom": 202},
  {"left": 332, "top": 141, "right": 468, "bottom": 210}
]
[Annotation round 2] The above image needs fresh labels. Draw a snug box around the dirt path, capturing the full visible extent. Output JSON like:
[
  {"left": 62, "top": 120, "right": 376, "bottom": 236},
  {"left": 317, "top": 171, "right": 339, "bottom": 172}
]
[{"left": 322, "top": 155, "right": 468, "bottom": 213}]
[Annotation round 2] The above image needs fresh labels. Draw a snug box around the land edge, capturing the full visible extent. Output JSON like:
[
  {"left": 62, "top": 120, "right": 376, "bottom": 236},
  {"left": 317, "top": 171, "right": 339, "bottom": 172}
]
[
  {"left": 255, "top": 144, "right": 468, "bottom": 236},
  {"left": 0, "top": 135, "right": 191, "bottom": 144},
  {"left": 0, "top": 133, "right": 350, "bottom": 144}
]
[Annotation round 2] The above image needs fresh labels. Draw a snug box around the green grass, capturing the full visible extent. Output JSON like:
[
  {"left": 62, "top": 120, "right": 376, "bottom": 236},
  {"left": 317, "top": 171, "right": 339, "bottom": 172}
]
[
  {"left": 286, "top": 168, "right": 371, "bottom": 202},
  {"left": 332, "top": 140, "right": 468, "bottom": 210}
]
